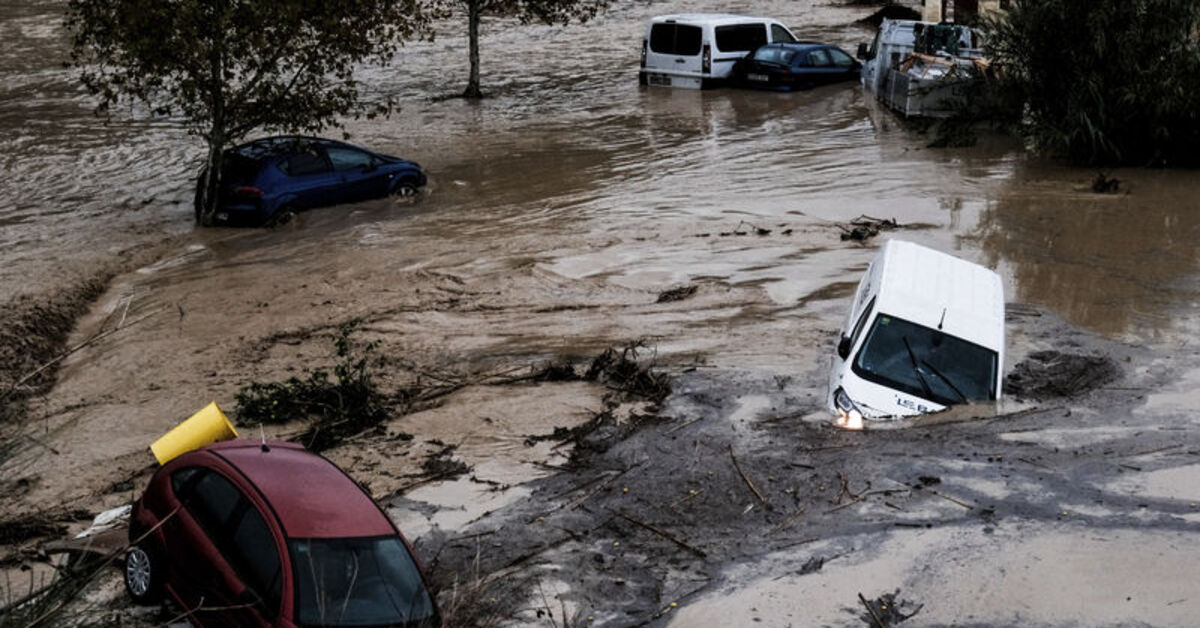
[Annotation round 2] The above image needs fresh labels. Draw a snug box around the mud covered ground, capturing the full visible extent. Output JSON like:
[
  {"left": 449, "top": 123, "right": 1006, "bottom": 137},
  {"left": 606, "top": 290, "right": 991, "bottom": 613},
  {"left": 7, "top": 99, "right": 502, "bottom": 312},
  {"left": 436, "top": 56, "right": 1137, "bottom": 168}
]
[{"left": 4, "top": 0, "right": 1200, "bottom": 626}]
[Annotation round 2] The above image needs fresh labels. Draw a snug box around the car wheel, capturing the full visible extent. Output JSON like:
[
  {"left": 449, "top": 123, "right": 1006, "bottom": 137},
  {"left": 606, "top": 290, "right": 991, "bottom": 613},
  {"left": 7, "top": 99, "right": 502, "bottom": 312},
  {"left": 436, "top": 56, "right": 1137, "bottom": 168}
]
[
  {"left": 390, "top": 178, "right": 419, "bottom": 199},
  {"left": 124, "top": 543, "right": 163, "bottom": 605},
  {"left": 268, "top": 207, "right": 297, "bottom": 228}
]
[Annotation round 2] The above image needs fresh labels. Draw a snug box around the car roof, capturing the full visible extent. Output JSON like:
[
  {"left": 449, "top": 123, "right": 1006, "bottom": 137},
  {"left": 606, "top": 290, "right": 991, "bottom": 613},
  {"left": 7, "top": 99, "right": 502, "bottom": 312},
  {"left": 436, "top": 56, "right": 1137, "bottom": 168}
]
[
  {"left": 651, "top": 13, "right": 781, "bottom": 26},
  {"left": 762, "top": 42, "right": 828, "bottom": 52},
  {"left": 872, "top": 239, "right": 1004, "bottom": 352},
  {"left": 203, "top": 440, "right": 396, "bottom": 539},
  {"left": 229, "top": 136, "right": 354, "bottom": 160}
]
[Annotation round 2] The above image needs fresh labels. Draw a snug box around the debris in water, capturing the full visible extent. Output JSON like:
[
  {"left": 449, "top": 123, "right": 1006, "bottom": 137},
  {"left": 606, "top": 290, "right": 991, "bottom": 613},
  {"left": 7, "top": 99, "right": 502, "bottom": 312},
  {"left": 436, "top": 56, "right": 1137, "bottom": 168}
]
[
  {"left": 657, "top": 285, "right": 698, "bottom": 303},
  {"left": 857, "top": 590, "right": 923, "bottom": 627},
  {"left": 1004, "top": 350, "right": 1119, "bottom": 400},
  {"left": 1092, "top": 172, "right": 1121, "bottom": 194},
  {"left": 839, "top": 215, "right": 899, "bottom": 242}
]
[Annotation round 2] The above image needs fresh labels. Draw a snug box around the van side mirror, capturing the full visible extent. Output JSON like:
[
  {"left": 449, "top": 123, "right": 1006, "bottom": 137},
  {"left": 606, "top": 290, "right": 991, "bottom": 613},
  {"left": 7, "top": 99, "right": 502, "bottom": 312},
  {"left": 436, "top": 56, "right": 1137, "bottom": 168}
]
[
  {"left": 856, "top": 43, "right": 869, "bottom": 60},
  {"left": 837, "top": 335, "right": 852, "bottom": 359}
]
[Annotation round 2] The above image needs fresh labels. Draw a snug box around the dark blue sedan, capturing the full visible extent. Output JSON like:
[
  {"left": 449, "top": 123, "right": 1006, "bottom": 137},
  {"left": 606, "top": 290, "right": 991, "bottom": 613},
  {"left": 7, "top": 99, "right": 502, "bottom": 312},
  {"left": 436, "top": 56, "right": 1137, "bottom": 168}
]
[
  {"left": 196, "top": 136, "right": 426, "bottom": 226},
  {"left": 730, "top": 42, "right": 861, "bottom": 91}
]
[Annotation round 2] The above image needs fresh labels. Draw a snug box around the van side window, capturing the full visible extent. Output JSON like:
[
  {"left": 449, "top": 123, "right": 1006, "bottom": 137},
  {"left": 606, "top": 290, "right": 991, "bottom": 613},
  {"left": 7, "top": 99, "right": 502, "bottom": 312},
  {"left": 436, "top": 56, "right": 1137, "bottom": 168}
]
[
  {"left": 650, "top": 23, "right": 702, "bottom": 56},
  {"left": 714, "top": 24, "right": 767, "bottom": 52},
  {"left": 850, "top": 297, "right": 876, "bottom": 348},
  {"left": 771, "top": 24, "right": 795, "bottom": 43}
]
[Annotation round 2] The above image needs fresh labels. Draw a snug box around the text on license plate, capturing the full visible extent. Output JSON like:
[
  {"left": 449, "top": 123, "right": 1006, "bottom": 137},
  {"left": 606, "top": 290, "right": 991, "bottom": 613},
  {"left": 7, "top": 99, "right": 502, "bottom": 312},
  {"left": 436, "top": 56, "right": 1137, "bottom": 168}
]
[
  {"left": 748, "top": 73, "right": 769, "bottom": 82},
  {"left": 648, "top": 74, "right": 672, "bottom": 86}
]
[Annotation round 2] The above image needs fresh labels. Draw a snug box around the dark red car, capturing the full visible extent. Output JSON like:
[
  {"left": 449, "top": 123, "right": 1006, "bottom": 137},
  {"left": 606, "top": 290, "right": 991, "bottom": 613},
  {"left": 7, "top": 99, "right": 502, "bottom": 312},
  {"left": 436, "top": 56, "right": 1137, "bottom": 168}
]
[{"left": 124, "top": 440, "right": 441, "bottom": 627}]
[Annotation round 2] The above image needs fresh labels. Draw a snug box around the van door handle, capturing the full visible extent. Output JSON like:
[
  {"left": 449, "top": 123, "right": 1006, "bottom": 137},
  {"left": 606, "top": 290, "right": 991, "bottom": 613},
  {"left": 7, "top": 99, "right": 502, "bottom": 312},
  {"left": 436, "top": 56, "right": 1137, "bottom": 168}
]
[{"left": 675, "top": 58, "right": 685, "bottom": 63}]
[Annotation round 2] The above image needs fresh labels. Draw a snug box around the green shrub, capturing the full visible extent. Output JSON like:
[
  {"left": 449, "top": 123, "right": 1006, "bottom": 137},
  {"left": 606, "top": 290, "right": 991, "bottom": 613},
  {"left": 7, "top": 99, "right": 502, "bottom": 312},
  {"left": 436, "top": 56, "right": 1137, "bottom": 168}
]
[
  {"left": 983, "top": 0, "right": 1200, "bottom": 166},
  {"left": 235, "top": 320, "right": 389, "bottom": 451}
]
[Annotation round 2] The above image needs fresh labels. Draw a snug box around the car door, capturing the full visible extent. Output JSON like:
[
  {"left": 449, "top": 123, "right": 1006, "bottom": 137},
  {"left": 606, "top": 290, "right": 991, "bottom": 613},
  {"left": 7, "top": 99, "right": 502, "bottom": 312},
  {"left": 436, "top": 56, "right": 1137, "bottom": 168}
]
[
  {"left": 276, "top": 143, "right": 340, "bottom": 210},
  {"left": 326, "top": 145, "right": 390, "bottom": 202},
  {"left": 171, "top": 468, "right": 280, "bottom": 627},
  {"left": 803, "top": 48, "right": 841, "bottom": 86},
  {"left": 827, "top": 47, "right": 862, "bottom": 83}
]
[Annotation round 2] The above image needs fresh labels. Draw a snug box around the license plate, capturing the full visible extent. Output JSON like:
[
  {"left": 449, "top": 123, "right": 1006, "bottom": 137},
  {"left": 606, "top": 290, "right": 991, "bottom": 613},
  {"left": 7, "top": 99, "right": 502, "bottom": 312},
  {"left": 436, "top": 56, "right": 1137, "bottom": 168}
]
[
  {"left": 748, "top": 73, "right": 769, "bottom": 82},
  {"left": 648, "top": 74, "right": 671, "bottom": 86}
]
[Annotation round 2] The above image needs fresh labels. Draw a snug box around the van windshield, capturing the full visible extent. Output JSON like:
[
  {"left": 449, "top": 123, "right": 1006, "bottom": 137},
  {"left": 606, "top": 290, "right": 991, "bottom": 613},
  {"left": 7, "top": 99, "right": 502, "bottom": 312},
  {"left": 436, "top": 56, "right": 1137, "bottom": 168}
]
[
  {"left": 290, "top": 536, "right": 439, "bottom": 627},
  {"left": 852, "top": 314, "right": 997, "bottom": 406}
]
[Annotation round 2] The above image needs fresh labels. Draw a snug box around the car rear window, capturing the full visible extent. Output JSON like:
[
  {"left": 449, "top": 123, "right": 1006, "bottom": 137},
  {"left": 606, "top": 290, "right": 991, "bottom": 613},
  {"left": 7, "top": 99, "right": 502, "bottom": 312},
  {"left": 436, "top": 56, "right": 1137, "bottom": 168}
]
[
  {"left": 221, "top": 154, "right": 262, "bottom": 184},
  {"left": 715, "top": 24, "right": 767, "bottom": 52},
  {"left": 649, "top": 23, "right": 702, "bottom": 56}
]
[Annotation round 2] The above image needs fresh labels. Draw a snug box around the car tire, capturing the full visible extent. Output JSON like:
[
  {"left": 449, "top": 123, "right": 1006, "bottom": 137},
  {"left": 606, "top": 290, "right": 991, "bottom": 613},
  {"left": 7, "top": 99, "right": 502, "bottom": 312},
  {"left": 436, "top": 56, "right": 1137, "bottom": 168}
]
[
  {"left": 124, "top": 543, "right": 164, "bottom": 605},
  {"left": 268, "top": 207, "right": 297, "bottom": 228},
  {"left": 390, "top": 178, "right": 419, "bottom": 199}
]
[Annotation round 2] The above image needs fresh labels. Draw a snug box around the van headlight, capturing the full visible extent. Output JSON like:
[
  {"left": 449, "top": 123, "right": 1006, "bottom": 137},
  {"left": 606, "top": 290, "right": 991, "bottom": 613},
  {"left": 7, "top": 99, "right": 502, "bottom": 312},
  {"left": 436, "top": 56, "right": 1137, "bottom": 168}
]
[{"left": 833, "top": 388, "right": 864, "bottom": 430}]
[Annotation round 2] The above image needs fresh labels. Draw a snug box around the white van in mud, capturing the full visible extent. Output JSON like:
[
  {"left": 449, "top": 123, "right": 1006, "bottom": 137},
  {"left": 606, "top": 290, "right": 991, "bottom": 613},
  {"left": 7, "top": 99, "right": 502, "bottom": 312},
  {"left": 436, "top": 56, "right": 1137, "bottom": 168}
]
[
  {"left": 639, "top": 14, "right": 798, "bottom": 89},
  {"left": 828, "top": 240, "right": 1004, "bottom": 428}
]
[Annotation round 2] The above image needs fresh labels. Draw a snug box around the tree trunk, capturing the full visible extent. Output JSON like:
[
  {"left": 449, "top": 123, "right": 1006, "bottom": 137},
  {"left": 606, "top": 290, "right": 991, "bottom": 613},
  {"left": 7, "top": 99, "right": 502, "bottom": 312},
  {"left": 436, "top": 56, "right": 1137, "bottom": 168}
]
[
  {"left": 464, "top": 0, "right": 482, "bottom": 98},
  {"left": 198, "top": 3, "right": 227, "bottom": 227}
]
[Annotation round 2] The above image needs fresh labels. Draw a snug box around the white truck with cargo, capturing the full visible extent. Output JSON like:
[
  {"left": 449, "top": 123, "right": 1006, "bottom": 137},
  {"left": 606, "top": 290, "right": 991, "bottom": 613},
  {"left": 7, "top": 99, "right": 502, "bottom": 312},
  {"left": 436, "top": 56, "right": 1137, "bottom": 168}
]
[
  {"left": 639, "top": 14, "right": 799, "bottom": 89},
  {"left": 829, "top": 239, "right": 1004, "bottom": 428},
  {"left": 857, "top": 18, "right": 984, "bottom": 117}
]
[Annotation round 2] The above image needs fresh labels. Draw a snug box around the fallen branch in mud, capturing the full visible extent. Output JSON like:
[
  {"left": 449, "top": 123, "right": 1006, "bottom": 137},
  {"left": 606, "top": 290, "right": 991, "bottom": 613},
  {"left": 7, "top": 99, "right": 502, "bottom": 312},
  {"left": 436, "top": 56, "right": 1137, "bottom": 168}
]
[
  {"left": 858, "top": 592, "right": 887, "bottom": 628},
  {"left": 614, "top": 511, "right": 706, "bottom": 558},
  {"left": 729, "top": 444, "right": 766, "bottom": 504},
  {"left": 0, "top": 308, "right": 161, "bottom": 407}
]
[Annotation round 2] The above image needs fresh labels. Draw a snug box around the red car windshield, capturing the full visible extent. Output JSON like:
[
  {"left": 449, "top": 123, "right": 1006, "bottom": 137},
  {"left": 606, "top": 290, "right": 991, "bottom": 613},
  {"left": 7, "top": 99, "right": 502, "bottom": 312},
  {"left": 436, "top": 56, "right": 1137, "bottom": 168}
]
[{"left": 290, "top": 536, "right": 438, "bottom": 627}]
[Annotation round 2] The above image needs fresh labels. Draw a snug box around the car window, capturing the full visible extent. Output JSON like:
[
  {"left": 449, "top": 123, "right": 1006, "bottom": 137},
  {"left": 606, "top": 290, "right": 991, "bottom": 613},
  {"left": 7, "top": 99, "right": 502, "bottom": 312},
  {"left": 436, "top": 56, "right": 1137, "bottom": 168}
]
[
  {"left": 779, "top": 49, "right": 797, "bottom": 64},
  {"left": 829, "top": 48, "right": 855, "bottom": 67},
  {"left": 189, "top": 470, "right": 242, "bottom": 532},
  {"left": 809, "top": 49, "right": 832, "bottom": 67},
  {"left": 280, "top": 146, "right": 330, "bottom": 176},
  {"left": 715, "top": 24, "right": 767, "bottom": 52},
  {"left": 326, "top": 147, "right": 374, "bottom": 172},
  {"left": 171, "top": 467, "right": 202, "bottom": 498},
  {"left": 752, "top": 46, "right": 779, "bottom": 63},
  {"left": 771, "top": 24, "right": 796, "bottom": 43},
  {"left": 850, "top": 297, "right": 876, "bottom": 347},
  {"left": 231, "top": 507, "right": 282, "bottom": 617},
  {"left": 649, "top": 23, "right": 702, "bottom": 56}
]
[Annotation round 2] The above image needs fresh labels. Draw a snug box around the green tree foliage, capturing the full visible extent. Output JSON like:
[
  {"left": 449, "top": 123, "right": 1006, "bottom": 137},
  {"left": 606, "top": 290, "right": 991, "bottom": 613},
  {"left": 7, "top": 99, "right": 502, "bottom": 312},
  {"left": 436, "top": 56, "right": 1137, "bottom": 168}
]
[
  {"left": 426, "top": 0, "right": 609, "bottom": 98},
  {"left": 983, "top": 0, "right": 1200, "bottom": 166},
  {"left": 66, "top": 0, "right": 429, "bottom": 224}
]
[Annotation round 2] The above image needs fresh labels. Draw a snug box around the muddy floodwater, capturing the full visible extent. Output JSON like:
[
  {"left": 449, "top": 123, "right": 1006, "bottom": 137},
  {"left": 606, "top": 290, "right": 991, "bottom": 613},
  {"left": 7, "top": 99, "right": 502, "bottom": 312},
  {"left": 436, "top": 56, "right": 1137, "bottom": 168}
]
[{"left": 4, "top": 0, "right": 1200, "bottom": 626}]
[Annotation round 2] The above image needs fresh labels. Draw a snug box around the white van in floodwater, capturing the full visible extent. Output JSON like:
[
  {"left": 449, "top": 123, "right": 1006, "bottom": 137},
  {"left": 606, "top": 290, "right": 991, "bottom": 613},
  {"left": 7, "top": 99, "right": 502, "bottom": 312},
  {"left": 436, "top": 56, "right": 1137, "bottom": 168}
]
[
  {"left": 639, "top": 14, "right": 798, "bottom": 89},
  {"left": 828, "top": 240, "right": 1004, "bottom": 428}
]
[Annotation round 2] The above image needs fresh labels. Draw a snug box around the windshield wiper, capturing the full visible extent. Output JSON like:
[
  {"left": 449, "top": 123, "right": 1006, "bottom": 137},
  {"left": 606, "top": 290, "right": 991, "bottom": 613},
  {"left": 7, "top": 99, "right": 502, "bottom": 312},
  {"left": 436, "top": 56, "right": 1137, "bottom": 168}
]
[
  {"left": 901, "top": 336, "right": 934, "bottom": 399},
  {"left": 920, "top": 359, "right": 968, "bottom": 404}
]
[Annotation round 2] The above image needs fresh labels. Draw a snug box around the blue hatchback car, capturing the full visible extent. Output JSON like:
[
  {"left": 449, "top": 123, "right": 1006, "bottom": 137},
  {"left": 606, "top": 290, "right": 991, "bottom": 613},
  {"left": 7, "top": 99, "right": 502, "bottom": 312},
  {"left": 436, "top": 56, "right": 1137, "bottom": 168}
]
[
  {"left": 730, "top": 42, "right": 861, "bottom": 91},
  {"left": 196, "top": 136, "right": 427, "bottom": 226}
]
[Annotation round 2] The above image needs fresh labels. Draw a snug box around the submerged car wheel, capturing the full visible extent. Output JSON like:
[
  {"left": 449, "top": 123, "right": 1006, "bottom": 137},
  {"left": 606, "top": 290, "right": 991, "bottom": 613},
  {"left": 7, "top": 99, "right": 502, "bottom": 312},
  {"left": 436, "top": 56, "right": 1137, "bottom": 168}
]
[
  {"left": 390, "top": 178, "right": 419, "bottom": 198},
  {"left": 124, "top": 543, "right": 163, "bottom": 605}
]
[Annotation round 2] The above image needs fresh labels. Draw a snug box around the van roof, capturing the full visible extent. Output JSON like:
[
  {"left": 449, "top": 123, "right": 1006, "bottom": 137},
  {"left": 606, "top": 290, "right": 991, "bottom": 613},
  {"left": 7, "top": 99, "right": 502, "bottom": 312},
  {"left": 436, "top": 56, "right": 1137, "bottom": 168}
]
[
  {"left": 651, "top": 13, "right": 782, "bottom": 26},
  {"left": 873, "top": 240, "right": 1004, "bottom": 352}
]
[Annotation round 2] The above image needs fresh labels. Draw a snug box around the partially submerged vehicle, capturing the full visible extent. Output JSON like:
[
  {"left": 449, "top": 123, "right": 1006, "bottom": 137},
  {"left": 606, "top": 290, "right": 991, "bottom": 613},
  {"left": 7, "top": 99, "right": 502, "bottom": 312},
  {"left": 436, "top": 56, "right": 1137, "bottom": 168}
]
[
  {"left": 828, "top": 240, "right": 1004, "bottom": 428},
  {"left": 729, "top": 42, "right": 861, "bottom": 92},
  {"left": 857, "top": 19, "right": 986, "bottom": 118},
  {"left": 639, "top": 13, "right": 798, "bottom": 89},
  {"left": 125, "top": 439, "right": 441, "bottom": 627}
]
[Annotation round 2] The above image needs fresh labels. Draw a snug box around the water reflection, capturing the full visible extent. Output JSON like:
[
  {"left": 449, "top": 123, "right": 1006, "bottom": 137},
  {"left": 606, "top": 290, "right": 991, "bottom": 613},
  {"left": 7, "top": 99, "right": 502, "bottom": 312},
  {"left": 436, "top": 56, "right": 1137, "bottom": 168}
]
[{"left": 978, "top": 165, "right": 1200, "bottom": 339}]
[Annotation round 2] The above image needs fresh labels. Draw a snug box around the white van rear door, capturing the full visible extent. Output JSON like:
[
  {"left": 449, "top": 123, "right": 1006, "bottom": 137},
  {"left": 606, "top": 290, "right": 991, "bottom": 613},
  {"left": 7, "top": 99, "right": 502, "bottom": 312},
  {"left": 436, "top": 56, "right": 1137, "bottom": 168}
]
[{"left": 645, "top": 21, "right": 704, "bottom": 82}]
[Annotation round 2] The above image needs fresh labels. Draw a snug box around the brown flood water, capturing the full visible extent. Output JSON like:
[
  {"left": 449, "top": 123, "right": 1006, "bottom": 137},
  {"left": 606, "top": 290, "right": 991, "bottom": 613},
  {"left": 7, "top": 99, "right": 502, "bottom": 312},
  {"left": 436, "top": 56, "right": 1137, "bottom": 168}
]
[{"left": 4, "top": 0, "right": 1200, "bottom": 624}]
